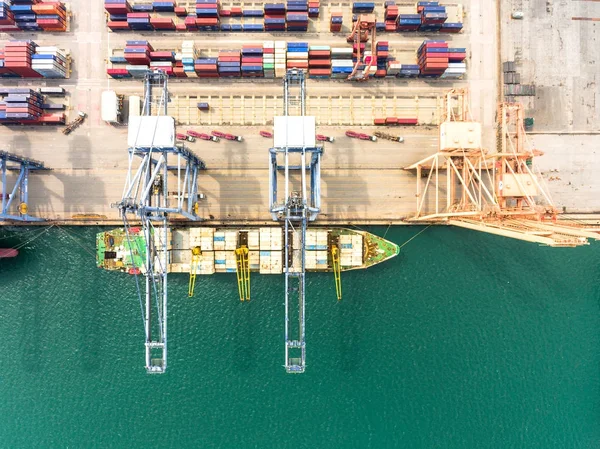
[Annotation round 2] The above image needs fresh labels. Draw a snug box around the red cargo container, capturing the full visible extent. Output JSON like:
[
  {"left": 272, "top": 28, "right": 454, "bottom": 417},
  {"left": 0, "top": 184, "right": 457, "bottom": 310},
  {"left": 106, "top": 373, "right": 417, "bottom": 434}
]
[
  {"left": 308, "top": 68, "right": 331, "bottom": 76},
  {"left": 195, "top": 65, "right": 218, "bottom": 71},
  {"left": 150, "top": 51, "right": 175, "bottom": 61},
  {"left": 287, "top": 61, "right": 308, "bottom": 69},
  {"left": 107, "top": 68, "right": 129, "bottom": 77},
  {"left": 196, "top": 18, "right": 219, "bottom": 26},
  {"left": 174, "top": 6, "right": 187, "bottom": 16},
  {"left": 308, "top": 59, "right": 331, "bottom": 67},
  {"left": 385, "top": 117, "right": 398, "bottom": 125},
  {"left": 127, "top": 13, "right": 151, "bottom": 19},
  {"left": 150, "top": 18, "right": 176, "bottom": 30},
  {"left": 108, "top": 21, "right": 130, "bottom": 30},
  {"left": 374, "top": 118, "right": 386, "bottom": 125}
]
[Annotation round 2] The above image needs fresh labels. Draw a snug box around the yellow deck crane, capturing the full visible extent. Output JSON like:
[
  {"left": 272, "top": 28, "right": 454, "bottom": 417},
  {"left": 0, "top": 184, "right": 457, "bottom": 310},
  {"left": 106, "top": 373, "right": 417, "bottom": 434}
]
[
  {"left": 188, "top": 246, "right": 202, "bottom": 297},
  {"left": 235, "top": 246, "right": 250, "bottom": 301},
  {"left": 331, "top": 246, "right": 342, "bottom": 301}
]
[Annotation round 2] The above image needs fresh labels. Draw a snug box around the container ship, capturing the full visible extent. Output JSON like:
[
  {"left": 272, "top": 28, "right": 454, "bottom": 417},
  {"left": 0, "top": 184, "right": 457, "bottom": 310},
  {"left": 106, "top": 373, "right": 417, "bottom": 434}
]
[{"left": 96, "top": 227, "right": 399, "bottom": 274}]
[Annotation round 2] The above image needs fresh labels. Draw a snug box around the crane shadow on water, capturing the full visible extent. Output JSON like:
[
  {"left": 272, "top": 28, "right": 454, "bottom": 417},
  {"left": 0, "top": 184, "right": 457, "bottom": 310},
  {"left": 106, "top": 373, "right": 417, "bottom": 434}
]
[
  {"left": 232, "top": 300, "right": 257, "bottom": 372},
  {"left": 336, "top": 294, "right": 361, "bottom": 373}
]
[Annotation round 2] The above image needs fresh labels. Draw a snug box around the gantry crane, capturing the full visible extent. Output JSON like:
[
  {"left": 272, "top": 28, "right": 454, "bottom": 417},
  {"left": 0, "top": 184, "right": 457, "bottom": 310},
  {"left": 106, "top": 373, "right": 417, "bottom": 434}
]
[
  {"left": 404, "top": 88, "right": 600, "bottom": 246},
  {"left": 0, "top": 150, "right": 50, "bottom": 222},
  {"left": 116, "top": 70, "right": 205, "bottom": 373},
  {"left": 347, "top": 13, "right": 377, "bottom": 81},
  {"left": 269, "top": 69, "right": 323, "bottom": 373}
]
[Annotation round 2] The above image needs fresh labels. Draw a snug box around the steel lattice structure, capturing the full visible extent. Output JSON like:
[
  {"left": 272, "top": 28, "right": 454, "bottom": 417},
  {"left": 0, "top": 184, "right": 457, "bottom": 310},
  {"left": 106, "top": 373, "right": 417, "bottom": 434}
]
[
  {"left": 0, "top": 150, "right": 49, "bottom": 222},
  {"left": 269, "top": 69, "right": 322, "bottom": 373},
  {"left": 116, "top": 71, "right": 205, "bottom": 373}
]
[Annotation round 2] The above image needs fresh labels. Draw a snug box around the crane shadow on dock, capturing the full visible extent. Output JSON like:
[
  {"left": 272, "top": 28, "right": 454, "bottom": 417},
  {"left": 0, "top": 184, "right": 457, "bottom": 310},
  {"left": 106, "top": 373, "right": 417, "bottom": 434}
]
[
  {"left": 51, "top": 135, "right": 106, "bottom": 218},
  {"left": 209, "top": 140, "right": 263, "bottom": 221},
  {"left": 320, "top": 139, "right": 371, "bottom": 221}
]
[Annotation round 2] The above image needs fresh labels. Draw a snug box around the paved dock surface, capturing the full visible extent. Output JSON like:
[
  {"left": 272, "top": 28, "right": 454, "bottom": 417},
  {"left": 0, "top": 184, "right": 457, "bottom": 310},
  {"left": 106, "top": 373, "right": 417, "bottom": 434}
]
[
  {"left": 500, "top": 0, "right": 600, "bottom": 213},
  {"left": 2, "top": 0, "right": 504, "bottom": 223}
]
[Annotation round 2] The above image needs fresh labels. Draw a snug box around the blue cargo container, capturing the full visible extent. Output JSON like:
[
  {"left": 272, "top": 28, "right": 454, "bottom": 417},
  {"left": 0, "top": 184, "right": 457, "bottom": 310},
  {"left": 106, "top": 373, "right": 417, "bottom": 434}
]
[
  {"left": 243, "top": 9, "right": 263, "bottom": 17},
  {"left": 14, "top": 13, "right": 36, "bottom": 20},
  {"left": 131, "top": 4, "right": 153, "bottom": 12},
  {"left": 153, "top": 1, "right": 175, "bottom": 12},
  {"left": 287, "top": 42, "right": 309, "bottom": 49},
  {"left": 195, "top": 58, "right": 218, "bottom": 64},
  {"left": 352, "top": 2, "right": 375, "bottom": 13},
  {"left": 9, "top": 5, "right": 32, "bottom": 12},
  {"left": 126, "top": 40, "right": 151, "bottom": 46},
  {"left": 124, "top": 47, "right": 150, "bottom": 53},
  {"left": 218, "top": 62, "right": 241, "bottom": 68},
  {"left": 196, "top": 8, "right": 218, "bottom": 17},
  {"left": 243, "top": 24, "right": 264, "bottom": 31}
]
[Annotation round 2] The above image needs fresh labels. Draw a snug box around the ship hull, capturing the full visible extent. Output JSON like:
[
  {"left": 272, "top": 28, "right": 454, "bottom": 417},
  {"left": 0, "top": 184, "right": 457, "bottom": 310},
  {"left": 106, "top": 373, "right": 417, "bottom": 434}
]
[
  {"left": 97, "top": 226, "right": 399, "bottom": 275},
  {"left": 0, "top": 248, "right": 18, "bottom": 258}
]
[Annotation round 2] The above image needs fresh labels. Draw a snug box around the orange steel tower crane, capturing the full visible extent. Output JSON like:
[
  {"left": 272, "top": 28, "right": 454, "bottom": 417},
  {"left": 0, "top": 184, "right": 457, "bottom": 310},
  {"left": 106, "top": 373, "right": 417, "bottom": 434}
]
[
  {"left": 347, "top": 14, "right": 377, "bottom": 81},
  {"left": 404, "top": 88, "right": 600, "bottom": 247}
]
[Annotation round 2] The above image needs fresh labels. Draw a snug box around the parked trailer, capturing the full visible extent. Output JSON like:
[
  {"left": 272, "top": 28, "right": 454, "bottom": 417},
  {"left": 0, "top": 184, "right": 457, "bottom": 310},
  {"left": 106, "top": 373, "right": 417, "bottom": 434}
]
[{"left": 101, "top": 90, "right": 123, "bottom": 123}]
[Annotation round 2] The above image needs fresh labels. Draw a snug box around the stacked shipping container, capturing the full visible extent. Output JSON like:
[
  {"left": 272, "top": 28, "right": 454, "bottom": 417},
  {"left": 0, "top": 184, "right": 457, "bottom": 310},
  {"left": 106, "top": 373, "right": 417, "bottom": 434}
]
[
  {"left": 0, "top": 0, "right": 67, "bottom": 32},
  {"left": 383, "top": 1, "right": 398, "bottom": 31},
  {"left": 286, "top": 42, "right": 308, "bottom": 71},
  {"left": 31, "top": 46, "right": 68, "bottom": 78},
  {"left": 108, "top": 39, "right": 466, "bottom": 80},
  {"left": 264, "top": 3, "right": 285, "bottom": 31},
  {"left": 286, "top": 0, "right": 308, "bottom": 31},
  {"left": 417, "top": 39, "right": 448, "bottom": 77},
  {"left": 263, "top": 41, "right": 275, "bottom": 78},
  {"left": 241, "top": 44, "right": 263, "bottom": 78},
  {"left": 396, "top": 1, "right": 463, "bottom": 33},
  {"left": 329, "top": 9, "right": 342, "bottom": 32},
  {"left": 2, "top": 41, "right": 41, "bottom": 78},
  {"left": 308, "top": 45, "right": 331, "bottom": 79},
  {"left": 0, "top": 88, "right": 65, "bottom": 125},
  {"left": 331, "top": 47, "right": 352, "bottom": 78},
  {"left": 274, "top": 41, "right": 286, "bottom": 77},
  {"left": 218, "top": 50, "right": 240, "bottom": 77}
]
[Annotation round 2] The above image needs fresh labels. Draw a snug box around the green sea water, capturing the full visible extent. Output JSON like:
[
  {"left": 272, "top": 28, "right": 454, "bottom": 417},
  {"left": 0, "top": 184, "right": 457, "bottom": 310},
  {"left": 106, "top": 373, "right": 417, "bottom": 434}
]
[{"left": 0, "top": 225, "right": 599, "bottom": 448}]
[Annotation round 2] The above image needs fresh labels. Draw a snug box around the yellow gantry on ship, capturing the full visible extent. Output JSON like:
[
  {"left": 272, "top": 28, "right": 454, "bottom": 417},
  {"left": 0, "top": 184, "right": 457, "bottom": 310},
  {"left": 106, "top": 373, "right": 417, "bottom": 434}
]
[
  {"left": 235, "top": 246, "right": 250, "bottom": 301},
  {"left": 188, "top": 246, "right": 202, "bottom": 297},
  {"left": 331, "top": 246, "right": 342, "bottom": 301}
]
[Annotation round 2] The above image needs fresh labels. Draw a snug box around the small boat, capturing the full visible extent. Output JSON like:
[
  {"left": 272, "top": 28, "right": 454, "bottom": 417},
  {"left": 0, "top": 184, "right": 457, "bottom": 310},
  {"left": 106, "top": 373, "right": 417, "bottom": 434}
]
[{"left": 0, "top": 248, "right": 18, "bottom": 258}]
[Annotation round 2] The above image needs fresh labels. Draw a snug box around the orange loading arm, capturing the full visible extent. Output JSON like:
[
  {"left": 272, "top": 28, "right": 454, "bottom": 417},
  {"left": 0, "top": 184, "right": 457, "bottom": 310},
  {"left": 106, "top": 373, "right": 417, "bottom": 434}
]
[{"left": 347, "top": 14, "right": 377, "bottom": 81}]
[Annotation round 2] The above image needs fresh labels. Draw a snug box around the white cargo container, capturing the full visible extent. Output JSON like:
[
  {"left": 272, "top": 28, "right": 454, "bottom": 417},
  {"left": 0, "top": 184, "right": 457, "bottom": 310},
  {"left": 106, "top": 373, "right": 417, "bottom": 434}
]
[{"left": 128, "top": 95, "right": 141, "bottom": 118}]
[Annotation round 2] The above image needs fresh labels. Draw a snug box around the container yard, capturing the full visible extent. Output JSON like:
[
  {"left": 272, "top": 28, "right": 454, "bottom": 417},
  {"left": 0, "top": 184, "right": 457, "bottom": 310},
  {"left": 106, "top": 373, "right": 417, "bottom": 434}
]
[
  {"left": 0, "top": 0, "right": 597, "bottom": 223},
  {"left": 1, "top": 0, "right": 600, "bottom": 374}
]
